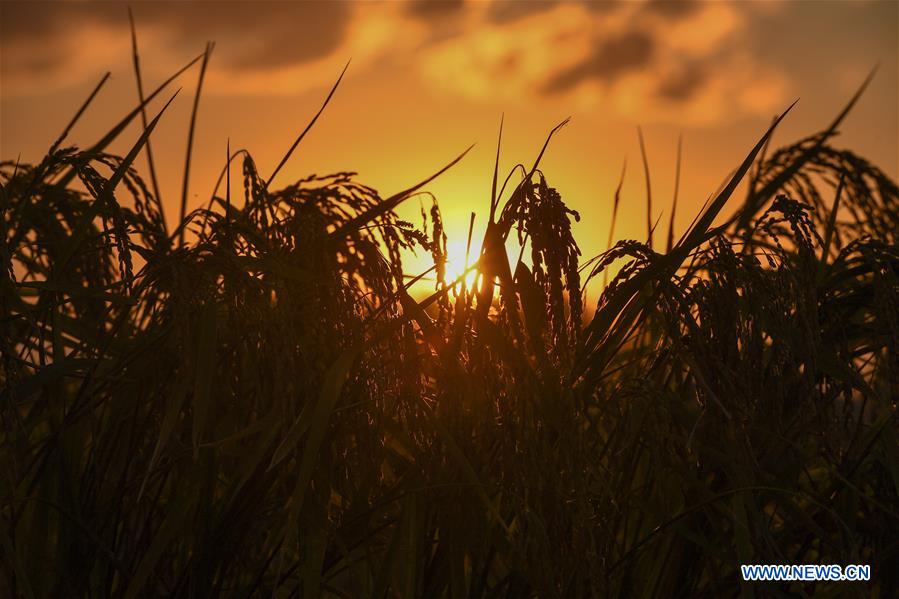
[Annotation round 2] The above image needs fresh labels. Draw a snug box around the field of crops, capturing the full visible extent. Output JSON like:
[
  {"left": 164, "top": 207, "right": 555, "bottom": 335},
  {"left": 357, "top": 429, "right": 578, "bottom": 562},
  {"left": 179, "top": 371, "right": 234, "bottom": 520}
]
[{"left": 2, "top": 52, "right": 898, "bottom": 597}]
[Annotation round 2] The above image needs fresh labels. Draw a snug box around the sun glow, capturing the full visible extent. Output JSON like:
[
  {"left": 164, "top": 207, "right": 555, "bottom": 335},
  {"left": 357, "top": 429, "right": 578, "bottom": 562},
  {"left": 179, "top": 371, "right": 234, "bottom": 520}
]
[{"left": 442, "top": 238, "right": 481, "bottom": 288}]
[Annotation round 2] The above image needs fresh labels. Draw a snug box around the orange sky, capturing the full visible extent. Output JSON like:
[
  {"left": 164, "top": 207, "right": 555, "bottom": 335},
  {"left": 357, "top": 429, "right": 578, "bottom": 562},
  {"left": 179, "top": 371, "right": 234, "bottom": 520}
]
[{"left": 2, "top": 0, "right": 897, "bottom": 286}]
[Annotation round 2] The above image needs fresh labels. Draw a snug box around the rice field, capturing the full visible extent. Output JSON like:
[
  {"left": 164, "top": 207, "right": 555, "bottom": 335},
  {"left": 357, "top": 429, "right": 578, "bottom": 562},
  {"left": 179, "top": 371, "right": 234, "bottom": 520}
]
[{"left": 1, "top": 50, "right": 898, "bottom": 598}]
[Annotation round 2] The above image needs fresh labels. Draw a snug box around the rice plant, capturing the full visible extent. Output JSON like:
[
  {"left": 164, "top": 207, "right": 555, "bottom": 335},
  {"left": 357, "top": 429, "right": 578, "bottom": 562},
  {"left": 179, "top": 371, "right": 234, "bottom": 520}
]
[{"left": 1, "top": 52, "right": 897, "bottom": 598}]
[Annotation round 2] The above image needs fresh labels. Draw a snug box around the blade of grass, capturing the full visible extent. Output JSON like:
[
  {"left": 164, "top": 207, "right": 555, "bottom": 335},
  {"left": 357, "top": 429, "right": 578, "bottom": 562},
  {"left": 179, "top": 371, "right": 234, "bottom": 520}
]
[
  {"left": 495, "top": 117, "right": 569, "bottom": 241},
  {"left": 679, "top": 100, "right": 797, "bottom": 250},
  {"left": 638, "top": 126, "right": 653, "bottom": 250},
  {"left": 206, "top": 147, "right": 248, "bottom": 210},
  {"left": 607, "top": 159, "right": 627, "bottom": 253},
  {"left": 580, "top": 103, "right": 797, "bottom": 382},
  {"left": 225, "top": 138, "right": 232, "bottom": 239},
  {"left": 329, "top": 145, "right": 474, "bottom": 240},
  {"left": 666, "top": 135, "right": 682, "bottom": 253},
  {"left": 48, "top": 72, "right": 110, "bottom": 155},
  {"left": 489, "top": 114, "right": 504, "bottom": 223},
  {"left": 738, "top": 68, "right": 875, "bottom": 232},
  {"left": 53, "top": 52, "right": 204, "bottom": 190},
  {"left": 819, "top": 172, "right": 845, "bottom": 267},
  {"left": 266, "top": 60, "right": 351, "bottom": 189},
  {"left": 528, "top": 117, "right": 569, "bottom": 176},
  {"left": 462, "top": 211, "right": 476, "bottom": 292},
  {"left": 178, "top": 41, "right": 214, "bottom": 247},
  {"left": 128, "top": 7, "right": 165, "bottom": 226},
  {"left": 603, "top": 159, "right": 627, "bottom": 288},
  {"left": 52, "top": 91, "right": 180, "bottom": 279}
]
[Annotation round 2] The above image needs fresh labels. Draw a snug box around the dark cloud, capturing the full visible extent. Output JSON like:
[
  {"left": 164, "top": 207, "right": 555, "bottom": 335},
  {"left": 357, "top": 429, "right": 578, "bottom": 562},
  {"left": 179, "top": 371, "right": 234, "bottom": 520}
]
[
  {"left": 657, "top": 61, "right": 707, "bottom": 101},
  {"left": 0, "top": 2, "right": 120, "bottom": 78},
  {"left": 487, "top": 1, "right": 558, "bottom": 24},
  {"left": 580, "top": 1, "right": 623, "bottom": 15},
  {"left": 486, "top": 1, "right": 619, "bottom": 24},
  {"left": 541, "top": 31, "right": 654, "bottom": 94},
  {"left": 1, "top": 1, "right": 351, "bottom": 74},
  {"left": 407, "top": 0, "right": 465, "bottom": 20},
  {"left": 154, "top": 2, "right": 352, "bottom": 70},
  {"left": 0, "top": 1, "right": 120, "bottom": 41},
  {"left": 643, "top": 0, "right": 700, "bottom": 20}
]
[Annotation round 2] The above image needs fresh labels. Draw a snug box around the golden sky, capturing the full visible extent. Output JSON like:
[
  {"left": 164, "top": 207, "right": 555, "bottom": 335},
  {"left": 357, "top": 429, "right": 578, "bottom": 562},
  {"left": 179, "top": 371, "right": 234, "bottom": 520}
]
[{"left": 2, "top": 0, "right": 897, "bottom": 284}]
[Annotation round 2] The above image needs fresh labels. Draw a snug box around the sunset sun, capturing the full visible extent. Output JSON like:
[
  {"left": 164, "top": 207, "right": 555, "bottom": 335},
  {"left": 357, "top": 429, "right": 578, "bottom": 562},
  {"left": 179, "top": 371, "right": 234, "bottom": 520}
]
[{"left": 443, "top": 238, "right": 481, "bottom": 288}]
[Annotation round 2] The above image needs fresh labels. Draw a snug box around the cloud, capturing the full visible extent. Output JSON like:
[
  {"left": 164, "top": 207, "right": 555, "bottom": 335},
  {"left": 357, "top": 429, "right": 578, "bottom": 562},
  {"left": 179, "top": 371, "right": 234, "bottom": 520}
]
[
  {"left": 1, "top": 1, "right": 351, "bottom": 72},
  {"left": 0, "top": 1, "right": 360, "bottom": 96},
  {"left": 542, "top": 31, "right": 655, "bottom": 94},
  {"left": 417, "top": 0, "right": 789, "bottom": 125},
  {"left": 643, "top": 0, "right": 701, "bottom": 20},
  {"left": 0, "top": 0, "right": 790, "bottom": 124},
  {"left": 656, "top": 61, "right": 708, "bottom": 101},
  {"left": 486, "top": 0, "right": 559, "bottom": 24},
  {"left": 152, "top": 3, "right": 352, "bottom": 70},
  {"left": 407, "top": 0, "right": 465, "bottom": 20}
]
